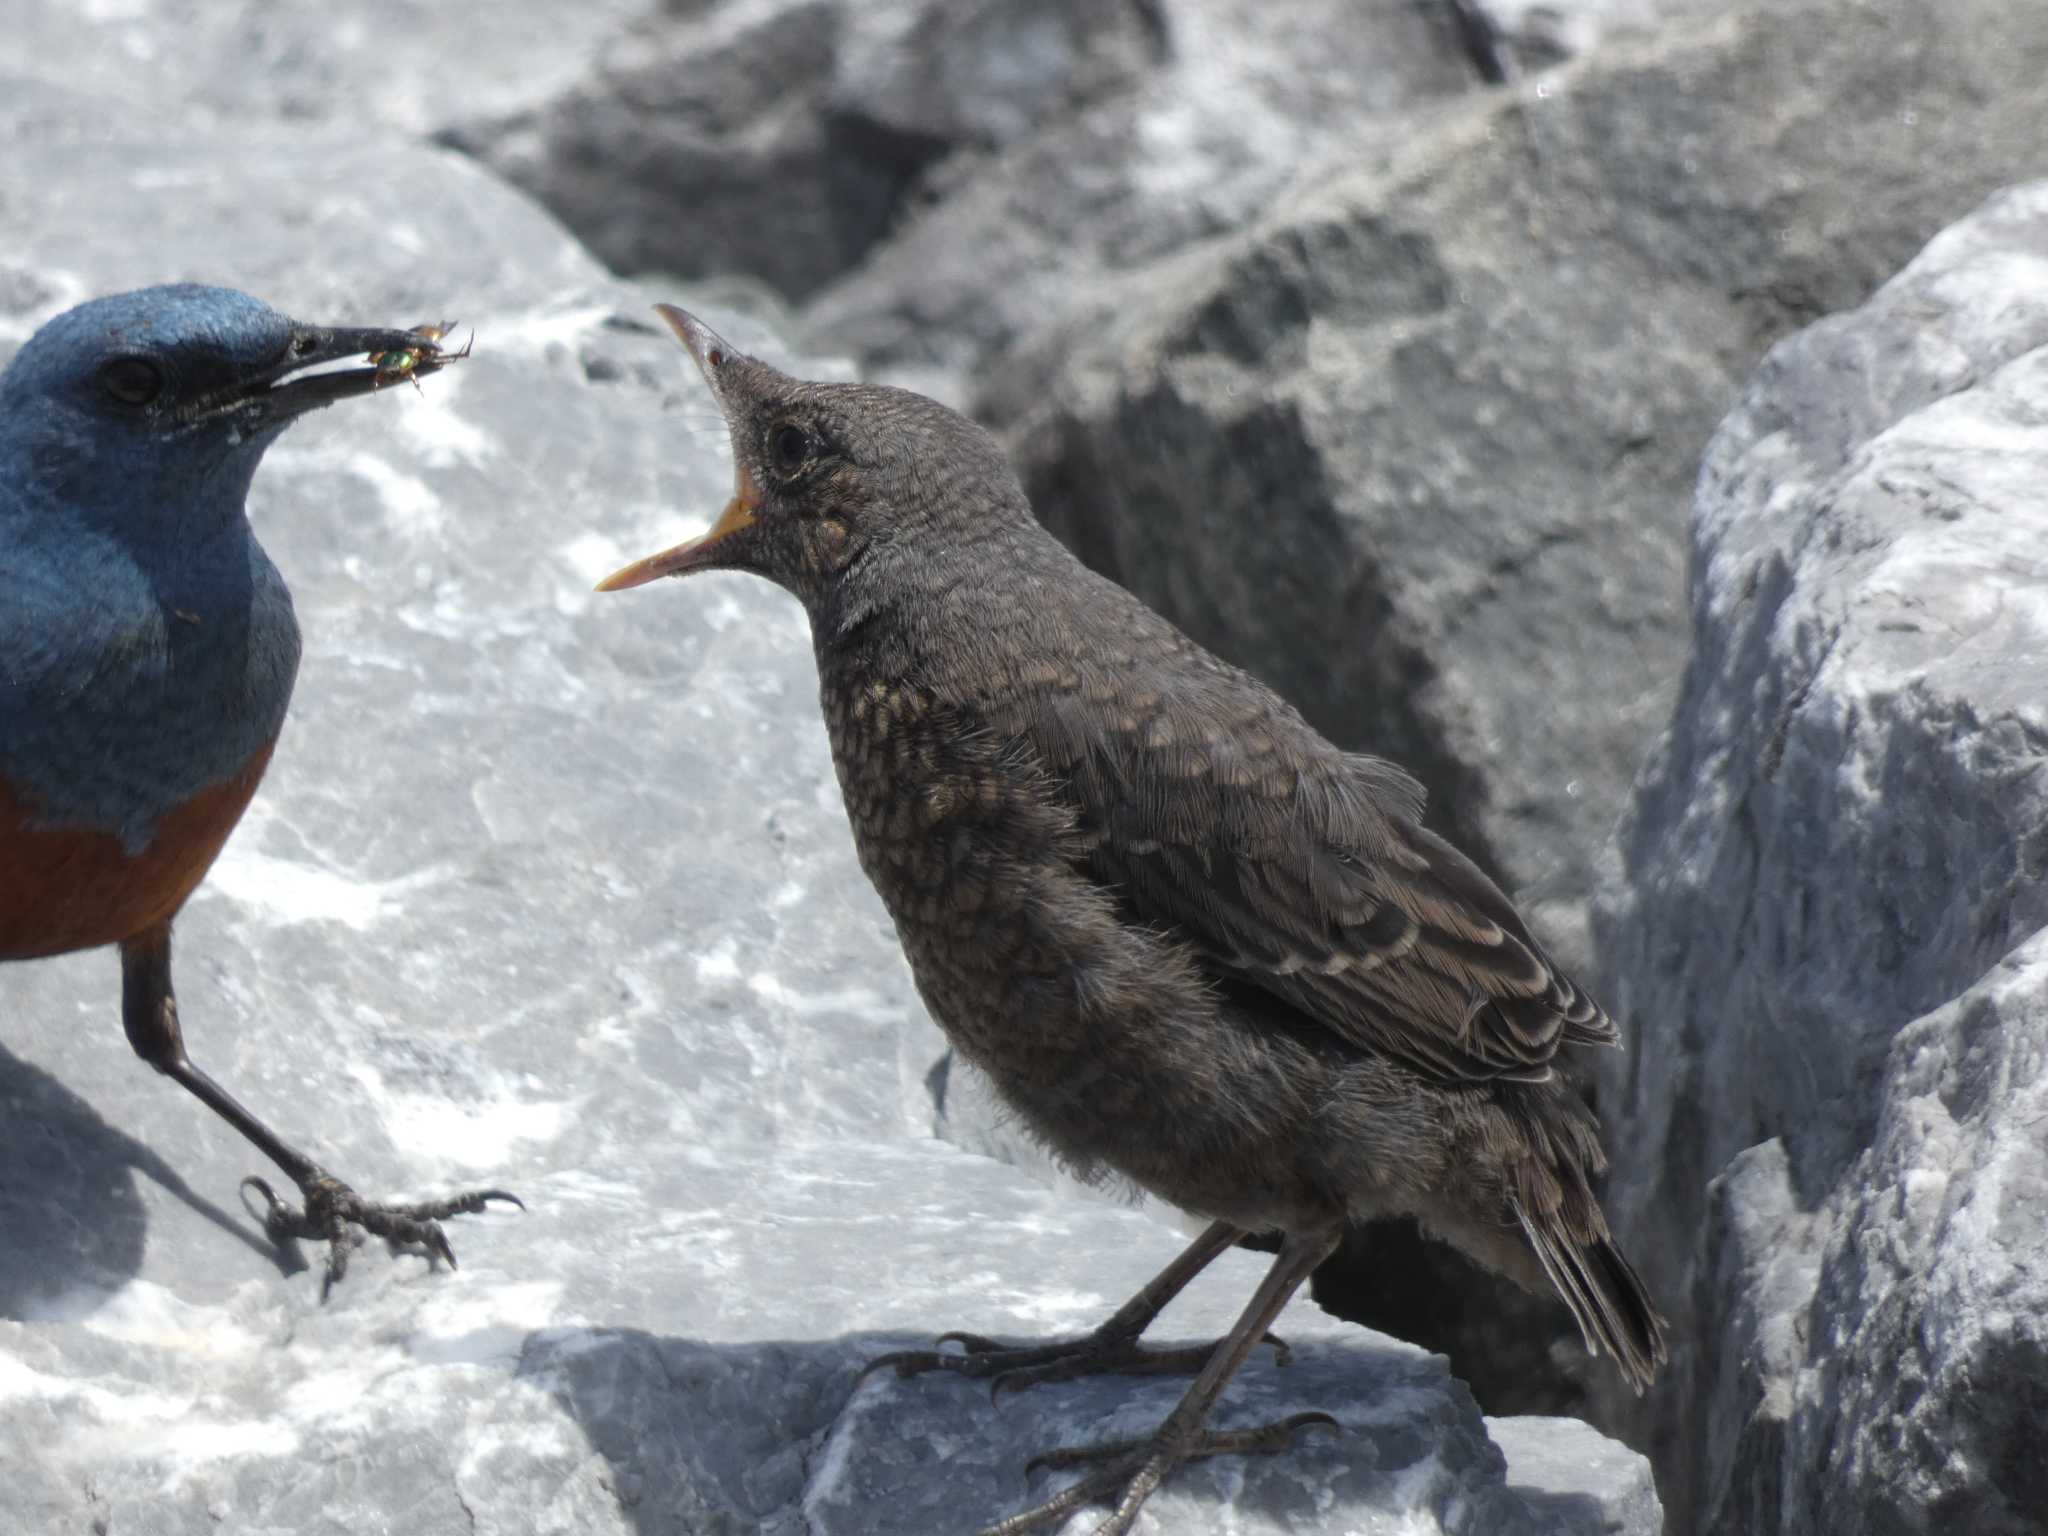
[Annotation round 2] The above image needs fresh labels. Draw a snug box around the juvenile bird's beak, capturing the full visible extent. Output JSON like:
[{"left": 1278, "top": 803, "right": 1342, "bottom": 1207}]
[
  {"left": 204, "top": 320, "right": 471, "bottom": 424},
  {"left": 597, "top": 304, "right": 758, "bottom": 592}
]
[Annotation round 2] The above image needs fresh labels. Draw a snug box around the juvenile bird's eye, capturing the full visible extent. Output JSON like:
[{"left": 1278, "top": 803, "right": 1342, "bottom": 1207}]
[
  {"left": 770, "top": 421, "right": 812, "bottom": 477},
  {"left": 99, "top": 356, "right": 164, "bottom": 407}
]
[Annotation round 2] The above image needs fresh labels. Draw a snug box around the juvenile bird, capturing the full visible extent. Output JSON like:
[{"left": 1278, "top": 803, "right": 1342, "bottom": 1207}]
[
  {"left": 0, "top": 284, "right": 514, "bottom": 1293},
  {"left": 601, "top": 308, "right": 1664, "bottom": 1535}
]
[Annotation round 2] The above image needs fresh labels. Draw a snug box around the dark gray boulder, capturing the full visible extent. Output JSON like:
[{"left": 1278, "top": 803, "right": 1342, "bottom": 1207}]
[
  {"left": 800, "top": 0, "right": 1484, "bottom": 389},
  {"left": 440, "top": 0, "right": 1173, "bottom": 305}
]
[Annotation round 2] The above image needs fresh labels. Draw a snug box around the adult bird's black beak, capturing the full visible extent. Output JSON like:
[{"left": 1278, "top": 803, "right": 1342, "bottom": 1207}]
[
  {"left": 596, "top": 304, "right": 759, "bottom": 592},
  {"left": 195, "top": 320, "right": 469, "bottom": 426}
]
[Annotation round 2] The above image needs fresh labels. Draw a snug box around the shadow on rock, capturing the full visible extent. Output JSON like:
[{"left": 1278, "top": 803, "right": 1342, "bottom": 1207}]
[
  {"left": 518, "top": 1324, "right": 1518, "bottom": 1535},
  {"left": 1312, "top": 1217, "right": 1594, "bottom": 1418},
  {"left": 0, "top": 1039, "right": 276, "bottom": 1316}
]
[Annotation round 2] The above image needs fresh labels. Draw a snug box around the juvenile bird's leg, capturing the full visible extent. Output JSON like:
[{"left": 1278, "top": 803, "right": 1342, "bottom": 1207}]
[
  {"left": 119, "top": 924, "right": 520, "bottom": 1296},
  {"left": 863, "top": 1221, "right": 1289, "bottom": 1398},
  {"left": 979, "top": 1226, "right": 1343, "bottom": 1536}
]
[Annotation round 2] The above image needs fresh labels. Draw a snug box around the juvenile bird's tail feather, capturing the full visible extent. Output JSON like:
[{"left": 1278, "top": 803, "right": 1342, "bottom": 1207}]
[{"left": 1513, "top": 1204, "right": 1667, "bottom": 1393}]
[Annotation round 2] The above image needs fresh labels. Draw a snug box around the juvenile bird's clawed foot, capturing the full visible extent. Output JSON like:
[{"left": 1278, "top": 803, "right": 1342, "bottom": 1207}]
[
  {"left": 240, "top": 1172, "right": 522, "bottom": 1298},
  {"left": 860, "top": 1327, "right": 1291, "bottom": 1403},
  {"left": 980, "top": 1412, "right": 1339, "bottom": 1536}
]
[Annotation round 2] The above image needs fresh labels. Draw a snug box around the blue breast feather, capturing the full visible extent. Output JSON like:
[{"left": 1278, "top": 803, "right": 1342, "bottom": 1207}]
[{"left": 0, "top": 488, "right": 300, "bottom": 854}]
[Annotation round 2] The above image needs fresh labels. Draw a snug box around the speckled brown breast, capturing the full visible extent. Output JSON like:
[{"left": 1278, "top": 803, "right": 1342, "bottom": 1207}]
[
  {"left": 824, "top": 677, "right": 1015, "bottom": 920},
  {"left": 821, "top": 666, "right": 1079, "bottom": 1037},
  {"left": 0, "top": 740, "right": 275, "bottom": 960}
]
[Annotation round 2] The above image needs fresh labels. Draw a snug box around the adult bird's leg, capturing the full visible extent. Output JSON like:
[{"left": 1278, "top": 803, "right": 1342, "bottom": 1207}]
[
  {"left": 864, "top": 1220, "right": 1288, "bottom": 1399},
  {"left": 119, "top": 922, "right": 520, "bottom": 1296},
  {"left": 980, "top": 1225, "right": 1344, "bottom": 1536}
]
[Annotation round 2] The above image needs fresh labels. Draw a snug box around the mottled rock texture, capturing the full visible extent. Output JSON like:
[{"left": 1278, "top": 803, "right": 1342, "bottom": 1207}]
[
  {"left": 442, "top": 0, "right": 1180, "bottom": 306},
  {"left": 1594, "top": 181, "right": 2048, "bottom": 1534}
]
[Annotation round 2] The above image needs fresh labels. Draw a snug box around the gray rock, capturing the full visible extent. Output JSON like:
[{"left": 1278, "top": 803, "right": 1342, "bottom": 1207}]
[
  {"left": 824, "top": 1346, "right": 1664, "bottom": 1536},
  {"left": 0, "top": 114, "right": 1652, "bottom": 1536},
  {"left": 834, "top": 0, "right": 1168, "bottom": 158},
  {"left": 441, "top": 0, "right": 1171, "bottom": 304},
  {"left": 6, "top": 0, "right": 647, "bottom": 130},
  {"left": 1475, "top": 1, "right": 1717, "bottom": 73},
  {"left": 802, "top": 0, "right": 1480, "bottom": 387},
  {"left": 1490, "top": 1415, "right": 1666, "bottom": 1535},
  {"left": 1779, "top": 936, "right": 2048, "bottom": 1536},
  {"left": 1593, "top": 179, "right": 2048, "bottom": 1532}
]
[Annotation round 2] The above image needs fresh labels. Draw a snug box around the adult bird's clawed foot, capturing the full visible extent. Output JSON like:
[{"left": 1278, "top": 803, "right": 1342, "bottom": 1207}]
[
  {"left": 979, "top": 1412, "right": 1339, "bottom": 1536},
  {"left": 240, "top": 1171, "right": 522, "bottom": 1298},
  {"left": 862, "top": 1326, "right": 1292, "bottom": 1403}
]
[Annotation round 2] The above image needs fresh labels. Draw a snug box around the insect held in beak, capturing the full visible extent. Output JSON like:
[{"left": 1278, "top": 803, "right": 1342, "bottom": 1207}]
[{"left": 367, "top": 320, "right": 472, "bottom": 394}]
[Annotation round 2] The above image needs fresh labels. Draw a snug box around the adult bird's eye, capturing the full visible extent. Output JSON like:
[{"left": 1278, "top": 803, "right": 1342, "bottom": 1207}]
[
  {"left": 99, "top": 357, "right": 164, "bottom": 407},
  {"left": 770, "top": 422, "right": 811, "bottom": 477}
]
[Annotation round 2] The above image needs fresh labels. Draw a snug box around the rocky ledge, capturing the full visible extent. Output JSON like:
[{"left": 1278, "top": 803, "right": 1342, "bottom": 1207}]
[{"left": 0, "top": 112, "right": 1651, "bottom": 1536}]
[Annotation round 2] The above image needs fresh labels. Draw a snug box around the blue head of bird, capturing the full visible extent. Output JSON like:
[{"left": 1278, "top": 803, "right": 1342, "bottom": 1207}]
[
  {"left": 0, "top": 283, "right": 443, "bottom": 548},
  {"left": 0, "top": 284, "right": 459, "bottom": 847}
]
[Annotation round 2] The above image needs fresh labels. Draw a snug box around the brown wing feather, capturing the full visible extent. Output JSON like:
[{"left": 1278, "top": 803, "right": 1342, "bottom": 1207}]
[{"left": 986, "top": 621, "right": 1614, "bottom": 1086}]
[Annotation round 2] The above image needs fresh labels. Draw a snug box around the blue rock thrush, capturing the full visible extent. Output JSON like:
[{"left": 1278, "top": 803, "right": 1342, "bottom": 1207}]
[{"left": 0, "top": 284, "right": 515, "bottom": 1294}]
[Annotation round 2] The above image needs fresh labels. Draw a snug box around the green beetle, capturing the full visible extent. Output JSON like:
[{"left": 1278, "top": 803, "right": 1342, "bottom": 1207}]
[{"left": 367, "top": 320, "right": 469, "bottom": 393}]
